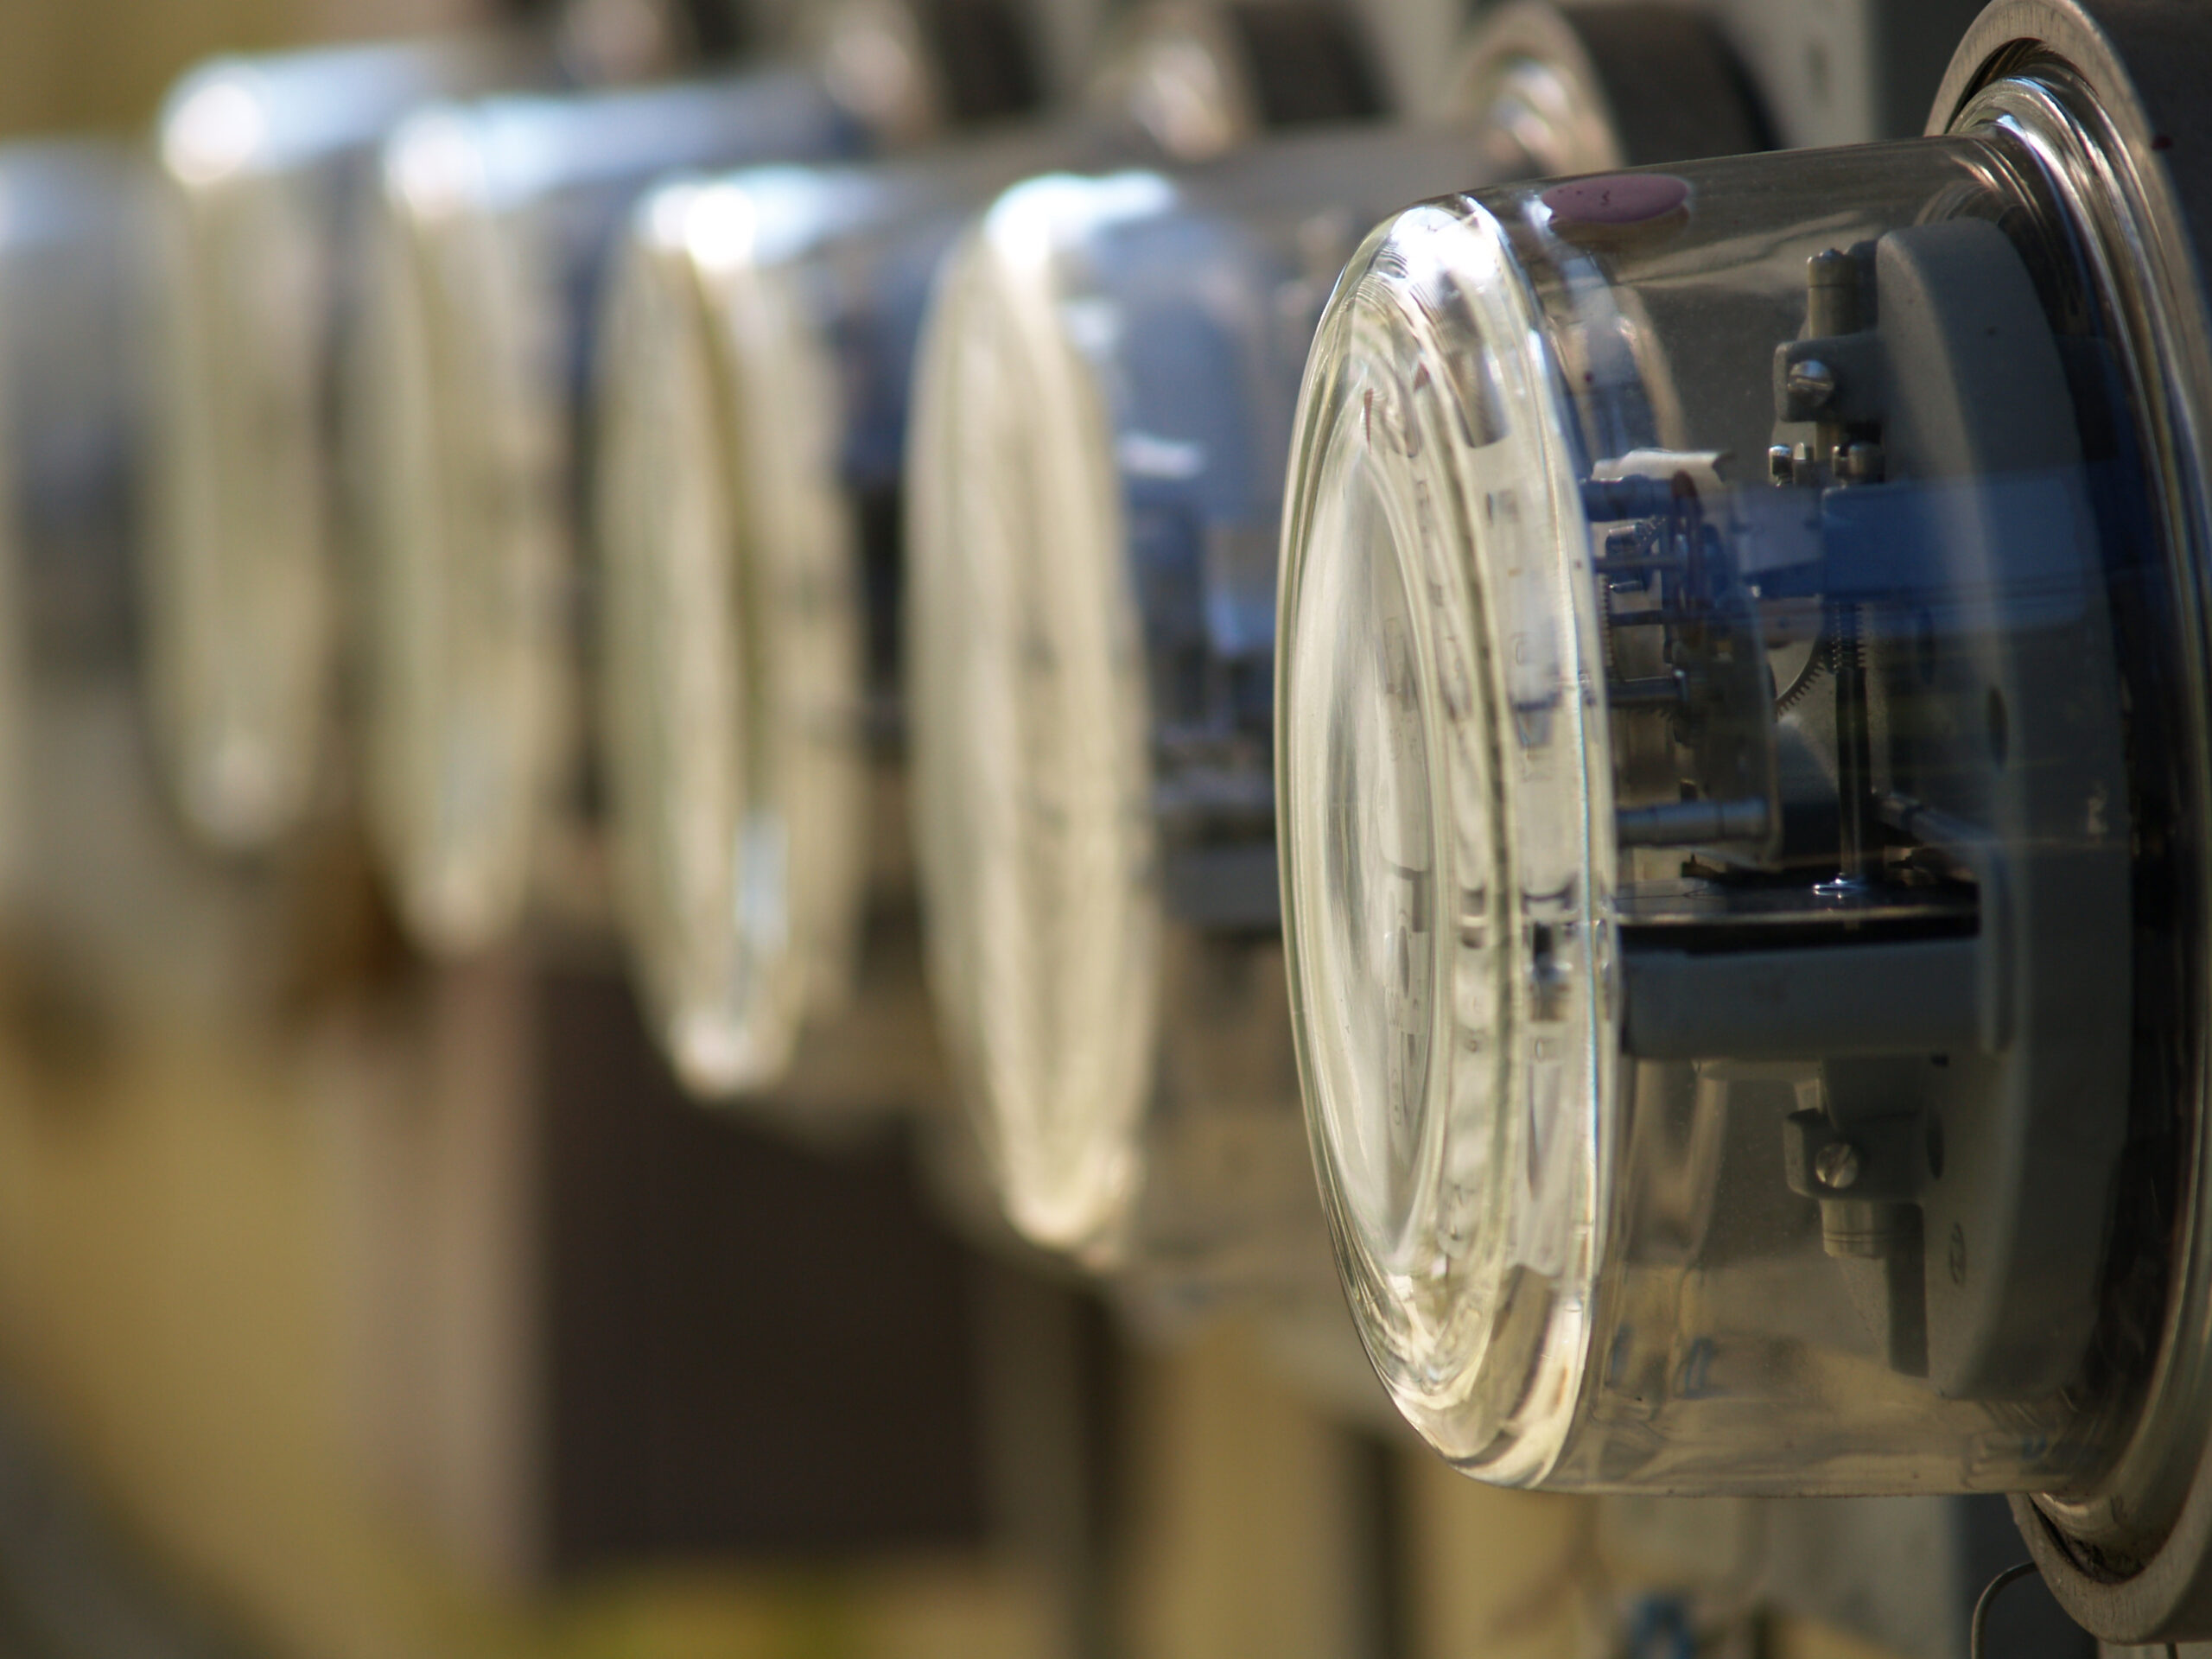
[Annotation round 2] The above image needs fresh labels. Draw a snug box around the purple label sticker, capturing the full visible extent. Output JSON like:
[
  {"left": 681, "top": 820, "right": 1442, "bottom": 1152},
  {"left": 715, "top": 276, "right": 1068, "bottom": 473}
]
[{"left": 1541, "top": 174, "right": 1692, "bottom": 230}]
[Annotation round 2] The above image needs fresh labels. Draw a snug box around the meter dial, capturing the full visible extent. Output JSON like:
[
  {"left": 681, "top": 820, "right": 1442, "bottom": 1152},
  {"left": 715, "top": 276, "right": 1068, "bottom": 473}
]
[
  {"left": 1280, "top": 198, "right": 1611, "bottom": 1472},
  {"left": 909, "top": 180, "right": 1163, "bottom": 1246}
]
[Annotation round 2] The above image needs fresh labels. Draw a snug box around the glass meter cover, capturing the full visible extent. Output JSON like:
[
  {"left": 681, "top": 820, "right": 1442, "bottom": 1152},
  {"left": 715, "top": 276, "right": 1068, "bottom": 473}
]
[
  {"left": 600, "top": 129, "right": 1141, "bottom": 1099},
  {"left": 1278, "top": 24, "right": 2210, "bottom": 1500},
  {"left": 906, "top": 3, "right": 1759, "bottom": 1293},
  {"left": 357, "top": 73, "right": 856, "bottom": 955},
  {"left": 591, "top": 0, "right": 1379, "bottom": 1101},
  {"left": 143, "top": 38, "right": 533, "bottom": 853}
]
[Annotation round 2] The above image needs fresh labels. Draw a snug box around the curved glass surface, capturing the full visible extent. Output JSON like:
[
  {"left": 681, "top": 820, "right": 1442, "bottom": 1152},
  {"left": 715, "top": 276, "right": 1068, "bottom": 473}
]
[
  {"left": 597, "top": 129, "right": 1126, "bottom": 1098},
  {"left": 910, "top": 174, "right": 1163, "bottom": 1249},
  {"left": 599, "top": 178, "right": 865, "bottom": 1093},
  {"left": 358, "top": 73, "right": 852, "bottom": 955},
  {"left": 143, "top": 38, "right": 527, "bottom": 852},
  {"left": 906, "top": 123, "right": 1580, "bottom": 1287},
  {"left": 1281, "top": 136, "right": 2177, "bottom": 1492},
  {"left": 1282, "top": 194, "right": 1611, "bottom": 1478}
]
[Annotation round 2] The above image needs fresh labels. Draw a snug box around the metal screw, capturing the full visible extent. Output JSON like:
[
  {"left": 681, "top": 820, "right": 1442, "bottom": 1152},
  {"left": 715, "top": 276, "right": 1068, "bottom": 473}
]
[
  {"left": 1787, "top": 359, "right": 1836, "bottom": 408},
  {"left": 1835, "top": 440, "right": 1885, "bottom": 484},
  {"left": 1767, "top": 444, "right": 1794, "bottom": 485},
  {"left": 1815, "top": 1140, "right": 1862, "bottom": 1190}
]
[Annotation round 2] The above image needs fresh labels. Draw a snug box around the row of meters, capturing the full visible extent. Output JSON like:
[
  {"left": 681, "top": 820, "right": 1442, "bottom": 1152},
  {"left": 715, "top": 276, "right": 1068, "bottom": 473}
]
[{"left": 2, "top": 0, "right": 2210, "bottom": 1640}]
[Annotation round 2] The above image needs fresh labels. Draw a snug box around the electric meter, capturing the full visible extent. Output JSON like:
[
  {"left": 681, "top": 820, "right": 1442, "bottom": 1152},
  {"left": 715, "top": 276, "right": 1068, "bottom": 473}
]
[
  {"left": 142, "top": 0, "right": 1029, "bottom": 873},
  {"left": 903, "top": 3, "right": 1760, "bottom": 1291},
  {"left": 143, "top": 37, "right": 537, "bottom": 854},
  {"left": 1275, "top": 0, "right": 2212, "bottom": 1592},
  {"left": 358, "top": 0, "right": 1054, "bottom": 958},
  {"left": 0, "top": 143, "right": 140, "bottom": 909},
  {"left": 0, "top": 142, "right": 334, "bottom": 1038},
  {"left": 356, "top": 75, "right": 859, "bottom": 956},
  {"left": 594, "top": 0, "right": 1379, "bottom": 1100}
]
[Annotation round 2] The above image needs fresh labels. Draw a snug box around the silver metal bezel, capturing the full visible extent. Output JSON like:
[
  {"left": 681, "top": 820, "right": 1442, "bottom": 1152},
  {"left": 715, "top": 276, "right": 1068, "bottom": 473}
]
[{"left": 1929, "top": 1, "right": 2212, "bottom": 1637}]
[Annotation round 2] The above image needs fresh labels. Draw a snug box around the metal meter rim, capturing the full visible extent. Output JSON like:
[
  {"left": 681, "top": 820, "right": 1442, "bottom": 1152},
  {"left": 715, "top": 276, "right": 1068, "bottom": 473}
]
[{"left": 1927, "top": 0, "right": 2212, "bottom": 1639}]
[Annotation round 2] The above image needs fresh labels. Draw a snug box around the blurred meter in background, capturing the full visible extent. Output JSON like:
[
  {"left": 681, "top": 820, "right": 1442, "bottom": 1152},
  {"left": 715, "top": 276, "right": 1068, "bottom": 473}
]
[
  {"left": 357, "top": 79, "right": 854, "bottom": 958},
  {"left": 901, "top": 1, "right": 1761, "bottom": 1311},
  {"left": 140, "top": 0, "right": 1027, "bottom": 875},
  {"left": 1269, "top": 0, "right": 2212, "bottom": 1638},
  {"left": 353, "top": 0, "right": 1055, "bottom": 963},
  {"left": 592, "top": 0, "right": 1377, "bottom": 1106},
  {"left": 0, "top": 144, "right": 140, "bottom": 912},
  {"left": 142, "top": 35, "right": 544, "bottom": 855}
]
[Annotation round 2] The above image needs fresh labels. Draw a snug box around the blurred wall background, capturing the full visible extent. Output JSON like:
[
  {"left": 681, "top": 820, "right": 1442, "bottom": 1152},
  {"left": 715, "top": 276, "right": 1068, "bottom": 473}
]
[{"left": 0, "top": 0, "right": 497, "bottom": 137}]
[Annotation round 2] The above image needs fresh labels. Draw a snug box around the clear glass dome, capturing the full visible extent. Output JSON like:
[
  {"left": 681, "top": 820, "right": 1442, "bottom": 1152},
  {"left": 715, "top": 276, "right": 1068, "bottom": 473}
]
[
  {"left": 1280, "top": 130, "right": 2183, "bottom": 1492},
  {"left": 142, "top": 39, "right": 529, "bottom": 853},
  {"left": 599, "top": 175, "right": 868, "bottom": 1094},
  {"left": 596, "top": 129, "right": 1136, "bottom": 1100},
  {"left": 909, "top": 172, "right": 1166, "bottom": 1251},
  {"left": 591, "top": 0, "right": 1424, "bottom": 1109},
  {"left": 903, "top": 104, "right": 1662, "bottom": 1287},
  {"left": 356, "top": 73, "right": 854, "bottom": 956}
]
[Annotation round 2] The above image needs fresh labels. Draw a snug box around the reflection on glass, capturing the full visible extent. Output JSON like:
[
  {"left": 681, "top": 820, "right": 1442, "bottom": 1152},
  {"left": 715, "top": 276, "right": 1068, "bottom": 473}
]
[
  {"left": 143, "top": 37, "right": 534, "bottom": 852},
  {"left": 600, "top": 128, "right": 1166, "bottom": 1100},
  {"left": 1279, "top": 111, "right": 2195, "bottom": 1497},
  {"left": 905, "top": 95, "right": 1655, "bottom": 1289},
  {"left": 358, "top": 73, "right": 857, "bottom": 955}
]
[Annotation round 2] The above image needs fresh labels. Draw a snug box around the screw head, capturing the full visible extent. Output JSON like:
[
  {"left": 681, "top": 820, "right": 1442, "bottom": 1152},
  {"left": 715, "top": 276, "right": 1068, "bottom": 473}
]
[
  {"left": 1767, "top": 444, "right": 1793, "bottom": 485},
  {"left": 1787, "top": 359, "right": 1836, "bottom": 407},
  {"left": 1815, "top": 1140, "right": 1862, "bottom": 1191},
  {"left": 1837, "top": 440, "right": 1885, "bottom": 483}
]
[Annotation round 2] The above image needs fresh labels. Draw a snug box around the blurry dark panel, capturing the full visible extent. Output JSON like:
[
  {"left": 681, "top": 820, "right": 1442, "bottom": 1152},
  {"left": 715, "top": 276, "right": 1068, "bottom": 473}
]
[
  {"left": 536, "top": 969, "right": 988, "bottom": 1573},
  {"left": 970, "top": 1258, "right": 1129, "bottom": 1659},
  {"left": 924, "top": 0, "right": 1040, "bottom": 124},
  {"left": 1229, "top": 3, "right": 1381, "bottom": 130},
  {"left": 1345, "top": 1433, "right": 1411, "bottom": 1659},
  {"left": 1870, "top": 0, "right": 1991, "bottom": 139},
  {"left": 1562, "top": 6, "right": 1773, "bottom": 162},
  {"left": 1957, "top": 1497, "right": 2095, "bottom": 1659},
  {"left": 505, "top": 0, "right": 748, "bottom": 62},
  {"left": 682, "top": 0, "right": 748, "bottom": 60}
]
